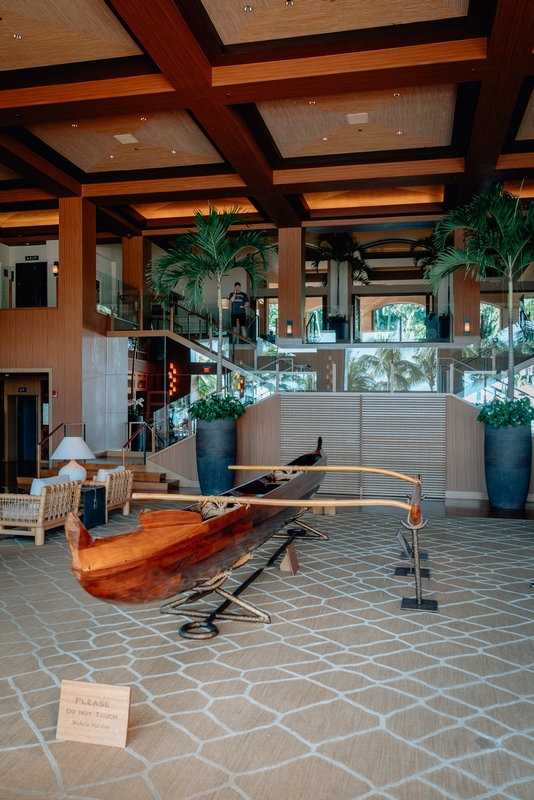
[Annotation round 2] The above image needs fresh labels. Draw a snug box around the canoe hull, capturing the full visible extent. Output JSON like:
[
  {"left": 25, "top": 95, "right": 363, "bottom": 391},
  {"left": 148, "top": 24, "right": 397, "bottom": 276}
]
[{"left": 65, "top": 451, "right": 326, "bottom": 604}]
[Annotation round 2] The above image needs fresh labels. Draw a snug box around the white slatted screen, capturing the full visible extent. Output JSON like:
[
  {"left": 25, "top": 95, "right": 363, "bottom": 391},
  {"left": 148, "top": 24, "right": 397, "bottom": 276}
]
[{"left": 280, "top": 393, "right": 446, "bottom": 499}]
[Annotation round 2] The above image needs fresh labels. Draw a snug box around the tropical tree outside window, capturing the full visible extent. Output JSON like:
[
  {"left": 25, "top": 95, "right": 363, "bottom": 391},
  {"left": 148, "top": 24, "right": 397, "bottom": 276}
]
[
  {"left": 480, "top": 302, "right": 501, "bottom": 340},
  {"left": 346, "top": 348, "right": 426, "bottom": 391},
  {"left": 373, "top": 303, "right": 426, "bottom": 341}
]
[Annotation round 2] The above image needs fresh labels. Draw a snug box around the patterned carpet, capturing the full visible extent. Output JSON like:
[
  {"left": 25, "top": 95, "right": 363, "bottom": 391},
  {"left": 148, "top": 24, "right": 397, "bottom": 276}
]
[{"left": 1, "top": 504, "right": 534, "bottom": 800}]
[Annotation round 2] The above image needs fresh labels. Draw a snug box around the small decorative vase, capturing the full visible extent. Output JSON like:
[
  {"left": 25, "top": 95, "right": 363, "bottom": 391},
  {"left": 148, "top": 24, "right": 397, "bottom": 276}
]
[
  {"left": 195, "top": 419, "right": 236, "bottom": 495},
  {"left": 484, "top": 424, "right": 532, "bottom": 509}
]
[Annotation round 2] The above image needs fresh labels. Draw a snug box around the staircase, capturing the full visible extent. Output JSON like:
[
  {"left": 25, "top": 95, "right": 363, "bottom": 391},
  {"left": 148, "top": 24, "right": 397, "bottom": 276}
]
[{"left": 18, "top": 463, "right": 180, "bottom": 494}]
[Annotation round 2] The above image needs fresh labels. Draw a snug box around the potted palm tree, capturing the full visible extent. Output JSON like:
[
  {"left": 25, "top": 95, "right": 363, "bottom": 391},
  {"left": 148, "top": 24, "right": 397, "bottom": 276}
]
[
  {"left": 148, "top": 205, "right": 273, "bottom": 494},
  {"left": 425, "top": 184, "right": 534, "bottom": 399},
  {"left": 312, "top": 232, "right": 370, "bottom": 340},
  {"left": 477, "top": 397, "right": 534, "bottom": 509}
]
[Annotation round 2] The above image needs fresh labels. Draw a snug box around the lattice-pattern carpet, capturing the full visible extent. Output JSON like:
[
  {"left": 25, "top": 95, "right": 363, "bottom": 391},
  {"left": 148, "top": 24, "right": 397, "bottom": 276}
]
[{"left": 1, "top": 505, "right": 533, "bottom": 800}]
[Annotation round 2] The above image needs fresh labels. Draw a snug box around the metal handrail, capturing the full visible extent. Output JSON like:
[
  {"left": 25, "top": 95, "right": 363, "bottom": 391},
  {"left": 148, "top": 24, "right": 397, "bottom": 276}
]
[{"left": 122, "top": 421, "right": 165, "bottom": 466}]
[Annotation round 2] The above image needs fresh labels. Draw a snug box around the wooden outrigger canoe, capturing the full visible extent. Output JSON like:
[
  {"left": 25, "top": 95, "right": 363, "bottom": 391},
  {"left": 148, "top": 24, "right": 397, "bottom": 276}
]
[{"left": 64, "top": 442, "right": 327, "bottom": 604}]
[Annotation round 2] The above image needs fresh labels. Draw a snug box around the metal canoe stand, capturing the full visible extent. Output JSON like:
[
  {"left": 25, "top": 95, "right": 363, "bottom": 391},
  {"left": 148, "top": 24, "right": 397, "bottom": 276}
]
[
  {"left": 398, "top": 477, "right": 438, "bottom": 613},
  {"left": 160, "top": 511, "right": 329, "bottom": 640}
]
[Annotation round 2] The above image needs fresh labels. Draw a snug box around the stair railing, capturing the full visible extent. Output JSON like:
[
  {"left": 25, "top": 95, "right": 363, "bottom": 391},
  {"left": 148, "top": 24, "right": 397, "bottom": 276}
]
[
  {"left": 36, "top": 422, "right": 87, "bottom": 478},
  {"left": 122, "top": 422, "right": 165, "bottom": 466}
]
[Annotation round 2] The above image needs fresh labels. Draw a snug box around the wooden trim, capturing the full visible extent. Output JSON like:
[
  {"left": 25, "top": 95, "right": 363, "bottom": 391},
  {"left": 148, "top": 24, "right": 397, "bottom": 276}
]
[
  {"left": 212, "top": 39, "right": 487, "bottom": 87},
  {"left": 0, "top": 188, "right": 55, "bottom": 203},
  {"left": 83, "top": 174, "right": 246, "bottom": 198},
  {"left": 274, "top": 159, "right": 465, "bottom": 187},
  {"left": 0, "top": 76, "right": 174, "bottom": 110}
]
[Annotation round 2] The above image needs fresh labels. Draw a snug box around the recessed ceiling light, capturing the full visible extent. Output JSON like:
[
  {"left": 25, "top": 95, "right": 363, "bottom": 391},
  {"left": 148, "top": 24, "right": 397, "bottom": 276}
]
[
  {"left": 71, "top": 124, "right": 78, "bottom": 128},
  {"left": 244, "top": 5, "right": 252, "bottom": 10},
  {"left": 171, "top": 150, "right": 177, "bottom": 154},
  {"left": 396, "top": 131, "right": 403, "bottom": 135},
  {"left": 285, "top": 0, "right": 294, "bottom": 5},
  {"left": 309, "top": 101, "right": 316, "bottom": 105},
  {"left": 140, "top": 117, "right": 147, "bottom": 121},
  {"left": 13, "top": 34, "right": 21, "bottom": 39},
  {"left": 393, "top": 92, "right": 400, "bottom": 97},
  {"left": 109, "top": 155, "right": 115, "bottom": 158},
  {"left": 322, "top": 137, "right": 328, "bottom": 141}
]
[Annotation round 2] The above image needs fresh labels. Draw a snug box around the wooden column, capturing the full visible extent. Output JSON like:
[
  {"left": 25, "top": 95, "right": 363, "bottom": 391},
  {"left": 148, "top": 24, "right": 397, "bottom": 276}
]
[
  {"left": 122, "top": 235, "right": 152, "bottom": 328},
  {"left": 277, "top": 228, "right": 305, "bottom": 340},
  {"left": 452, "top": 229, "right": 480, "bottom": 337}
]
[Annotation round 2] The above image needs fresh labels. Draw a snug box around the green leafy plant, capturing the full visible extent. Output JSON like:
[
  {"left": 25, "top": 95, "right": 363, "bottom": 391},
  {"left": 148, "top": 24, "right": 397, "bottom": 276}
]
[
  {"left": 189, "top": 394, "right": 246, "bottom": 422},
  {"left": 477, "top": 397, "right": 534, "bottom": 429},
  {"left": 148, "top": 205, "right": 273, "bottom": 393},
  {"left": 425, "top": 184, "right": 534, "bottom": 399},
  {"left": 326, "top": 313, "right": 348, "bottom": 323}
]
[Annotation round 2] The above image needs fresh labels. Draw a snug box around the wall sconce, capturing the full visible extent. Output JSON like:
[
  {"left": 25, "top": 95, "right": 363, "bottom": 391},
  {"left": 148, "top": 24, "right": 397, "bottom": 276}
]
[
  {"left": 168, "top": 362, "right": 178, "bottom": 397},
  {"left": 221, "top": 298, "right": 230, "bottom": 309},
  {"left": 463, "top": 317, "right": 471, "bottom": 335},
  {"left": 52, "top": 262, "right": 59, "bottom": 276},
  {"left": 286, "top": 320, "right": 293, "bottom": 337}
]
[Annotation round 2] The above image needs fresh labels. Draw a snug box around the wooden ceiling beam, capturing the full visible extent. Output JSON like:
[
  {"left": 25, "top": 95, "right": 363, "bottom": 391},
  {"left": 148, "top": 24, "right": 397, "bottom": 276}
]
[
  {"left": 212, "top": 39, "right": 487, "bottom": 87},
  {"left": 274, "top": 159, "right": 464, "bottom": 188},
  {"left": 460, "top": 0, "right": 534, "bottom": 200},
  {"left": 82, "top": 173, "right": 246, "bottom": 201},
  {"left": 0, "top": 134, "right": 81, "bottom": 197},
  {"left": 0, "top": 188, "right": 55, "bottom": 203},
  {"left": 107, "top": 0, "right": 212, "bottom": 92},
  {"left": 0, "top": 76, "right": 174, "bottom": 112},
  {"left": 191, "top": 100, "right": 301, "bottom": 227},
  {"left": 96, "top": 207, "right": 143, "bottom": 237}
]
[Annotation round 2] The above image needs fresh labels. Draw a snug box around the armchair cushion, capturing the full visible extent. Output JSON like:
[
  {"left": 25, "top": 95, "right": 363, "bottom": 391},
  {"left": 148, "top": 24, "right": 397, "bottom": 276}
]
[
  {"left": 30, "top": 475, "right": 68, "bottom": 496},
  {"left": 95, "top": 466, "right": 125, "bottom": 483}
]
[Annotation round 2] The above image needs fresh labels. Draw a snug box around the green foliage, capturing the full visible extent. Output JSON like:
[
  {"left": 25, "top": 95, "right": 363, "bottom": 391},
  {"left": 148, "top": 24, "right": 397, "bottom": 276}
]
[
  {"left": 327, "top": 313, "right": 348, "bottom": 322},
  {"left": 425, "top": 184, "right": 534, "bottom": 294},
  {"left": 411, "top": 235, "right": 439, "bottom": 269},
  {"left": 189, "top": 394, "right": 246, "bottom": 421},
  {"left": 477, "top": 397, "right": 534, "bottom": 429},
  {"left": 148, "top": 205, "right": 273, "bottom": 311},
  {"left": 311, "top": 232, "right": 371, "bottom": 285}
]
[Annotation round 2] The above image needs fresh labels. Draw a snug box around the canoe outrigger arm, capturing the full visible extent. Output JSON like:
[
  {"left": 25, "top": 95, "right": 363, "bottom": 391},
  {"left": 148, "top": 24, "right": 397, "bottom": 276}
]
[{"left": 160, "top": 512, "right": 328, "bottom": 639}]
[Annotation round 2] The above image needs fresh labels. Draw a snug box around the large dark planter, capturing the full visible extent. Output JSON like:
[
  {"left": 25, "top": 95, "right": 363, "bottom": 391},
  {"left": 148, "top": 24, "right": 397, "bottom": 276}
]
[
  {"left": 484, "top": 424, "right": 532, "bottom": 509},
  {"left": 196, "top": 419, "right": 237, "bottom": 495},
  {"left": 326, "top": 320, "right": 348, "bottom": 341}
]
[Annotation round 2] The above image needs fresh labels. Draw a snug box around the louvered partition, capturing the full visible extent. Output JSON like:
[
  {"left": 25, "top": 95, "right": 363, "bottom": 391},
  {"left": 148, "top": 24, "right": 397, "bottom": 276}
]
[{"left": 280, "top": 393, "right": 446, "bottom": 499}]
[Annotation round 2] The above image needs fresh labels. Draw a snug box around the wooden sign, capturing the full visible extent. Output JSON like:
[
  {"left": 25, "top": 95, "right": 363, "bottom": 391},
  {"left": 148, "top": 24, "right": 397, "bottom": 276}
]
[{"left": 56, "top": 680, "right": 131, "bottom": 748}]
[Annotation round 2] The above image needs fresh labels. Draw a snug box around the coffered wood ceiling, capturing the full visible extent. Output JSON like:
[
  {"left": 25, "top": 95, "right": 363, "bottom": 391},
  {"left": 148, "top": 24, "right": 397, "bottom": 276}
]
[{"left": 0, "top": 0, "right": 534, "bottom": 247}]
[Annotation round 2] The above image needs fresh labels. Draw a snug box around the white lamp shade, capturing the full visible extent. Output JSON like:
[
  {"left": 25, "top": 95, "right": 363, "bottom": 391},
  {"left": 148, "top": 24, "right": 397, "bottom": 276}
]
[
  {"left": 50, "top": 437, "right": 95, "bottom": 461},
  {"left": 50, "top": 437, "right": 95, "bottom": 483}
]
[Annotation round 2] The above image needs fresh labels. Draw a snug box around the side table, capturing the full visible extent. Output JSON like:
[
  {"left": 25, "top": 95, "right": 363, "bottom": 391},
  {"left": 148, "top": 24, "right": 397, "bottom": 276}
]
[{"left": 80, "top": 485, "right": 106, "bottom": 529}]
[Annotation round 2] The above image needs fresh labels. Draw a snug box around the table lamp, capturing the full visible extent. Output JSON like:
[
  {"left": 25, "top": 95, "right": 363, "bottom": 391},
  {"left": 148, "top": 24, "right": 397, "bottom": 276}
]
[{"left": 50, "top": 436, "right": 95, "bottom": 482}]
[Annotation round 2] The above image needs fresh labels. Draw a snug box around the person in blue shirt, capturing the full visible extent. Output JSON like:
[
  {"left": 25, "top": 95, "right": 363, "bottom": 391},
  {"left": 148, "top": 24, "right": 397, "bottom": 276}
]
[{"left": 229, "top": 282, "right": 249, "bottom": 339}]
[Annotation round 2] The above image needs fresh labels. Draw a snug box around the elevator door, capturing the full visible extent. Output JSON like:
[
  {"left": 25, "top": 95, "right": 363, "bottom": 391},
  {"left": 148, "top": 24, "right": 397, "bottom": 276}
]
[
  {"left": 16, "top": 262, "right": 47, "bottom": 307},
  {"left": 17, "top": 395, "right": 37, "bottom": 464}
]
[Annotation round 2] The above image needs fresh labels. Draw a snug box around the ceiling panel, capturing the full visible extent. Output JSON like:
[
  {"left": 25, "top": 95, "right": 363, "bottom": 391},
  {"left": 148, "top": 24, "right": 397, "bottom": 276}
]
[
  {"left": 516, "top": 90, "right": 534, "bottom": 140},
  {"left": 0, "top": 0, "right": 141, "bottom": 71},
  {"left": 304, "top": 185, "right": 444, "bottom": 209},
  {"left": 133, "top": 198, "right": 257, "bottom": 219},
  {"left": 28, "top": 112, "right": 224, "bottom": 173},
  {"left": 258, "top": 85, "right": 457, "bottom": 158},
  {"left": 200, "top": 0, "right": 469, "bottom": 46}
]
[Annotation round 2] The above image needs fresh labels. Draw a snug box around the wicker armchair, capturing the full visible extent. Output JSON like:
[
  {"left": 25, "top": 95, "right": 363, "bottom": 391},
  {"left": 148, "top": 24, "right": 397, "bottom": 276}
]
[
  {"left": 0, "top": 481, "right": 82, "bottom": 546},
  {"left": 91, "top": 470, "right": 134, "bottom": 522}
]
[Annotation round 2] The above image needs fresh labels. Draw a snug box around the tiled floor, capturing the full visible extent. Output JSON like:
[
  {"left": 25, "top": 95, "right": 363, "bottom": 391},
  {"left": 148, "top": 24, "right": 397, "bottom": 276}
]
[{"left": 1, "top": 505, "right": 534, "bottom": 800}]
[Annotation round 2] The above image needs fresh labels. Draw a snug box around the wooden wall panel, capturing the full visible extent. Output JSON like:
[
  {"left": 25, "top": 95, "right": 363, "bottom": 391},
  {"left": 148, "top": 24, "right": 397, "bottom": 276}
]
[
  {"left": 148, "top": 432, "right": 198, "bottom": 484},
  {"left": 278, "top": 228, "right": 305, "bottom": 340},
  {"left": 235, "top": 394, "right": 281, "bottom": 486},
  {"left": 452, "top": 227, "right": 480, "bottom": 337}
]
